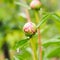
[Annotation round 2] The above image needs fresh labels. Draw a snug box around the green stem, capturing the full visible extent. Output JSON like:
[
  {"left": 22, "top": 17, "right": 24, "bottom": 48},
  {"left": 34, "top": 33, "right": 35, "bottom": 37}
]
[
  {"left": 22, "top": 1, "right": 38, "bottom": 60},
  {"left": 35, "top": 11, "right": 39, "bottom": 24},
  {"left": 30, "top": 38, "right": 38, "bottom": 60},
  {"left": 35, "top": 10, "right": 42, "bottom": 60}
]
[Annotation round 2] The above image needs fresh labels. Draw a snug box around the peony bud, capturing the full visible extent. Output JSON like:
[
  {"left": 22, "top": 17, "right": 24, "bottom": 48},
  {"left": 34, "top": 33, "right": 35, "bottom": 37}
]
[
  {"left": 23, "top": 22, "right": 37, "bottom": 37},
  {"left": 30, "top": 0, "right": 42, "bottom": 10}
]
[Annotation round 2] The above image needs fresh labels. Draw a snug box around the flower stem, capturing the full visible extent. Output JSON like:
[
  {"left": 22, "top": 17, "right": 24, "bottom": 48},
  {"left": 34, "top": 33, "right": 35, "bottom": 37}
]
[
  {"left": 23, "top": 0, "right": 31, "bottom": 22},
  {"left": 35, "top": 11, "right": 42, "bottom": 60},
  {"left": 30, "top": 38, "right": 38, "bottom": 60},
  {"left": 24, "top": 8, "right": 31, "bottom": 22},
  {"left": 23, "top": 0, "right": 38, "bottom": 60}
]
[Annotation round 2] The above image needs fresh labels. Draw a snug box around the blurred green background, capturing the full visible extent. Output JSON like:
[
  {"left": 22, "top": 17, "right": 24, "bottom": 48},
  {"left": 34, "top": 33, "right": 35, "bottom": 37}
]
[{"left": 0, "top": 0, "right": 60, "bottom": 60}]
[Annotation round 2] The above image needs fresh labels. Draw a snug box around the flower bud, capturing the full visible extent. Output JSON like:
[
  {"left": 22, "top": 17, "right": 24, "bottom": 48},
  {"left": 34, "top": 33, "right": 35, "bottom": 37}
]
[
  {"left": 30, "top": 0, "right": 42, "bottom": 10},
  {"left": 23, "top": 22, "right": 37, "bottom": 37}
]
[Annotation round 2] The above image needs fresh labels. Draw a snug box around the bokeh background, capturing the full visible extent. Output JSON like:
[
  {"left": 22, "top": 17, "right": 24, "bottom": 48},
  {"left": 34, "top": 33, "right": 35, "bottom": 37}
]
[{"left": 0, "top": 0, "right": 60, "bottom": 60}]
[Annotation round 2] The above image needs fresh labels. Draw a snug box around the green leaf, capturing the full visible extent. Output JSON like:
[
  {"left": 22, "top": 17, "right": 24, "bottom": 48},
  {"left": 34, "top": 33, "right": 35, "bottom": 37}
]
[
  {"left": 42, "top": 39, "right": 60, "bottom": 47},
  {"left": 14, "top": 2, "right": 30, "bottom": 9},
  {"left": 37, "top": 14, "right": 50, "bottom": 28},
  {"left": 14, "top": 49, "right": 32, "bottom": 60},
  {"left": 52, "top": 13, "right": 60, "bottom": 22},
  {"left": 47, "top": 47, "right": 60, "bottom": 58},
  {"left": 14, "top": 37, "right": 30, "bottom": 49}
]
